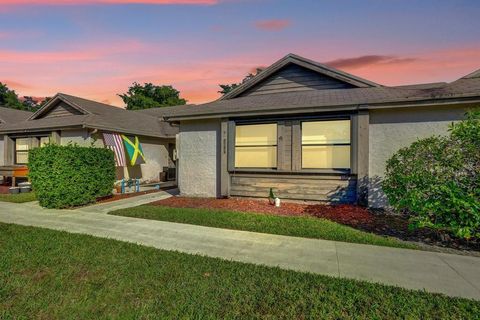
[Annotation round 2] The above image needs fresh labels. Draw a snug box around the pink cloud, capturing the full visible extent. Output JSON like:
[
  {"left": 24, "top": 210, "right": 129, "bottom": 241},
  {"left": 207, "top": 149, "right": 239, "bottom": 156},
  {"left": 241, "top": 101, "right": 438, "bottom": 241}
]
[
  {"left": 3, "top": 43, "right": 480, "bottom": 108},
  {"left": 333, "top": 47, "right": 480, "bottom": 86},
  {"left": 254, "top": 19, "right": 291, "bottom": 31},
  {"left": 325, "top": 55, "right": 417, "bottom": 69},
  {"left": 2, "top": 0, "right": 218, "bottom": 5}
]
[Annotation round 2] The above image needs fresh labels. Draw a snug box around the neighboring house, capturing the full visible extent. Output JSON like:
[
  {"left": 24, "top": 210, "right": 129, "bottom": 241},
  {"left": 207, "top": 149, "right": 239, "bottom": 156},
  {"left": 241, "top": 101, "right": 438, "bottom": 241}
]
[
  {"left": 161, "top": 53, "right": 480, "bottom": 208},
  {"left": 0, "top": 107, "right": 33, "bottom": 168},
  {"left": 0, "top": 93, "right": 178, "bottom": 184}
]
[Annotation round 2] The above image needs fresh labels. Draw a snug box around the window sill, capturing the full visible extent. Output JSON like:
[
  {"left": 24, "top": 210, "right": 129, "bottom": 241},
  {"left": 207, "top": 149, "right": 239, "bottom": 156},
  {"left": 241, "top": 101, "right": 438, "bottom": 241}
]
[{"left": 230, "top": 168, "right": 352, "bottom": 176}]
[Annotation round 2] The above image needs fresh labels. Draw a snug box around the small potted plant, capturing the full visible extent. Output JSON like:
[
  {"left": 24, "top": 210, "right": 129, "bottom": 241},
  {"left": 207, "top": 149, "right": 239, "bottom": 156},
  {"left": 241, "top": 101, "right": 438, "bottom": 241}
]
[{"left": 268, "top": 188, "right": 276, "bottom": 205}]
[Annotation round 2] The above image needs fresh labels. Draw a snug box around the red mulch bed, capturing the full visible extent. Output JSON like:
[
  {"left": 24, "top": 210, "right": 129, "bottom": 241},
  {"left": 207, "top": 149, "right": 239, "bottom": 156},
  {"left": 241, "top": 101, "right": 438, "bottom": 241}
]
[
  {"left": 153, "top": 196, "right": 374, "bottom": 225},
  {"left": 96, "top": 189, "right": 161, "bottom": 204},
  {"left": 152, "top": 197, "right": 480, "bottom": 252}
]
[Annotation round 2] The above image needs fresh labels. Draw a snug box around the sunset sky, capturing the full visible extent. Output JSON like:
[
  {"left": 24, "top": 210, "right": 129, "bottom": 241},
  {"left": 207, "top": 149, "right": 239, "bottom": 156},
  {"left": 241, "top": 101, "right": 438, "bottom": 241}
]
[{"left": 1, "top": 0, "right": 479, "bottom": 107}]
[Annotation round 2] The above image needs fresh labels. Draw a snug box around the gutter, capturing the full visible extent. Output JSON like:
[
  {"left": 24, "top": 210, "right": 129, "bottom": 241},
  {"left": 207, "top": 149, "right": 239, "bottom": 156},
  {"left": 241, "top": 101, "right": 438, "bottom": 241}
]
[
  {"left": 81, "top": 124, "right": 174, "bottom": 139},
  {"left": 0, "top": 124, "right": 83, "bottom": 134},
  {"left": 163, "top": 96, "right": 480, "bottom": 122}
]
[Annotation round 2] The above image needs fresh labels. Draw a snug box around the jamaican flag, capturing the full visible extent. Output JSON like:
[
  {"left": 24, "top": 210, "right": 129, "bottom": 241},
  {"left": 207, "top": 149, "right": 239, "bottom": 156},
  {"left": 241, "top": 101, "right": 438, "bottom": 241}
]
[{"left": 121, "top": 135, "right": 146, "bottom": 166}]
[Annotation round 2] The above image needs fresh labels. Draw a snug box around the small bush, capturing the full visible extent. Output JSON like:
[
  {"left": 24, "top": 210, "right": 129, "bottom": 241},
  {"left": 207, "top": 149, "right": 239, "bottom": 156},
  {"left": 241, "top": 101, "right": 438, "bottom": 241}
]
[
  {"left": 28, "top": 143, "right": 116, "bottom": 209},
  {"left": 383, "top": 109, "right": 480, "bottom": 239}
]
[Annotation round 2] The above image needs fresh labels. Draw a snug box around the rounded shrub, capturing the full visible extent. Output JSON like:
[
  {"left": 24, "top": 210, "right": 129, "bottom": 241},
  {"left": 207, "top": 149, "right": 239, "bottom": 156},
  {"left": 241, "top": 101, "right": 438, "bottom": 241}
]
[
  {"left": 383, "top": 109, "right": 480, "bottom": 239},
  {"left": 28, "top": 143, "right": 116, "bottom": 209}
]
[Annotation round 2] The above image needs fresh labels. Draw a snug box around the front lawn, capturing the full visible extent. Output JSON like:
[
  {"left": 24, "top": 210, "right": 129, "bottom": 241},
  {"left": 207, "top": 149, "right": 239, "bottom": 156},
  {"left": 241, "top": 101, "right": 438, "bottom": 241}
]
[
  {"left": 110, "top": 205, "right": 417, "bottom": 249},
  {"left": 0, "top": 223, "right": 478, "bottom": 319},
  {"left": 0, "top": 192, "right": 36, "bottom": 203}
]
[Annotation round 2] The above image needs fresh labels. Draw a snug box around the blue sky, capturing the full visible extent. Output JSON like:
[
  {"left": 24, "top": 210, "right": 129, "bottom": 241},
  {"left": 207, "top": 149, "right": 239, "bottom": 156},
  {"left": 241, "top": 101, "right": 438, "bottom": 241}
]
[{"left": 1, "top": 0, "right": 479, "bottom": 105}]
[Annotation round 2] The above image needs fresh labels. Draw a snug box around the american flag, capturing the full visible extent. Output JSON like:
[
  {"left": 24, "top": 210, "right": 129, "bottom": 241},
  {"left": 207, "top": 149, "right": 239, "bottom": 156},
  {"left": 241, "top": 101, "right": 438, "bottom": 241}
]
[{"left": 103, "top": 132, "right": 126, "bottom": 167}]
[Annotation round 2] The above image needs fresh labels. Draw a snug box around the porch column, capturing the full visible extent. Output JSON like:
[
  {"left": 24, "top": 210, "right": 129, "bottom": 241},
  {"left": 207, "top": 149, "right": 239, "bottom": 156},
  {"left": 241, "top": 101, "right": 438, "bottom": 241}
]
[
  {"left": 50, "top": 131, "right": 61, "bottom": 144},
  {"left": 355, "top": 110, "right": 369, "bottom": 205},
  {"left": 4, "top": 136, "right": 14, "bottom": 165},
  {"left": 220, "top": 118, "right": 231, "bottom": 197}
]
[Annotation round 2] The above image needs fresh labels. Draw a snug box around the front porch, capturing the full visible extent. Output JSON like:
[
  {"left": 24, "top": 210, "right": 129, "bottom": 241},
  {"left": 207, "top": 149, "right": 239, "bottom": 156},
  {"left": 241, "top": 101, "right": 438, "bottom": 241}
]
[{"left": 0, "top": 165, "right": 29, "bottom": 189}]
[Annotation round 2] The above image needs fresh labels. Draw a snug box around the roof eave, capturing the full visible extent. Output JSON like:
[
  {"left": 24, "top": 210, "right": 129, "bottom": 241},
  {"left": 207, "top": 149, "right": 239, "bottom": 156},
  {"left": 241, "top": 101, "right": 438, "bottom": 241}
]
[
  {"left": 81, "top": 123, "right": 174, "bottom": 139},
  {"left": 0, "top": 124, "right": 83, "bottom": 134},
  {"left": 164, "top": 96, "right": 480, "bottom": 121}
]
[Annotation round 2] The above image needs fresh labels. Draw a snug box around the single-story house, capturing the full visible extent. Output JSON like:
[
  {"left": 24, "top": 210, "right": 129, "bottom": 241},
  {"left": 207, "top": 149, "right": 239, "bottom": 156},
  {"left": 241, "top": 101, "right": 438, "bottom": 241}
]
[
  {"left": 0, "top": 93, "right": 178, "bottom": 185},
  {"left": 159, "top": 53, "right": 480, "bottom": 208}
]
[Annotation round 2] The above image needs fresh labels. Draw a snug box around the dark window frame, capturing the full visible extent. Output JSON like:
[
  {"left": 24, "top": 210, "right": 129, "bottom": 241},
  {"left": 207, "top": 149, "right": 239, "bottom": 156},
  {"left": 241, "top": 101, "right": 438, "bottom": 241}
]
[
  {"left": 233, "top": 122, "right": 279, "bottom": 170},
  {"left": 228, "top": 114, "right": 355, "bottom": 175},
  {"left": 14, "top": 137, "right": 30, "bottom": 165},
  {"left": 300, "top": 118, "right": 352, "bottom": 171}
]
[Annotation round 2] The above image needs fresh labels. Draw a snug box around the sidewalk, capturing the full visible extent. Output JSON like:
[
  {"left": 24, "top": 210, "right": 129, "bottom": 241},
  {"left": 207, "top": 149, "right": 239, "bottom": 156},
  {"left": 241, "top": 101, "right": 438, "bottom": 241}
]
[{"left": 0, "top": 198, "right": 479, "bottom": 301}]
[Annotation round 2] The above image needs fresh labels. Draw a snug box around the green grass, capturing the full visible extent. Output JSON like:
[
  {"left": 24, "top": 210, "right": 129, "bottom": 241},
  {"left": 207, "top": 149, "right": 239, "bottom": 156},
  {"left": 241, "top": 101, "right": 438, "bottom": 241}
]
[
  {"left": 0, "top": 223, "right": 478, "bottom": 319},
  {"left": 110, "top": 205, "right": 417, "bottom": 249},
  {"left": 0, "top": 192, "right": 36, "bottom": 203}
]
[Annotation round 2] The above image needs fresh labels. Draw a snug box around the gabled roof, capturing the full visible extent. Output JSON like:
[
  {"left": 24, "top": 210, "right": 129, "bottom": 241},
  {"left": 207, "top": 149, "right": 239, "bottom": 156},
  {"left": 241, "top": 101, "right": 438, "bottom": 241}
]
[
  {"left": 0, "top": 107, "right": 32, "bottom": 124},
  {"left": 162, "top": 72, "right": 480, "bottom": 121},
  {"left": 0, "top": 93, "right": 178, "bottom": 138},
  {"left": 220, "top": 53, "right": 380, "bottom": 100},
  {"left": 461, "top": 68, "right": 480, "bottom": 79},
  {"left": 135, "top": 104, "right": 194, "bottom": 117}
]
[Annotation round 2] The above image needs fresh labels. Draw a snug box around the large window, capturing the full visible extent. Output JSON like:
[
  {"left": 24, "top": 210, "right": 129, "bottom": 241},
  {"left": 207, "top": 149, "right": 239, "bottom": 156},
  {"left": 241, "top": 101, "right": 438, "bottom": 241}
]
[
  {"left": 301, "top": 120, "right": 351, "bottom": 169},
  {"left": 15, "top": 138, "right": 30, "bottom": 164},
  {"left": 235, "top": 123, "right": 277, "bottom": 168}
]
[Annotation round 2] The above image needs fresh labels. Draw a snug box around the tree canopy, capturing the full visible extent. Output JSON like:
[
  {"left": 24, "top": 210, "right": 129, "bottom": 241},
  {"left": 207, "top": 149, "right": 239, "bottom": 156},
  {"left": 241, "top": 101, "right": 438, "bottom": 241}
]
[
  {"left": 218, "top": 68, "right": 263, "bottom": 96},
  {"left": 118, "top": 83, "right": 187, "bottom": 110},
  {"left": 0, "top": 82, "right": 48, "bottom": 112},
  {"left": 0, "top": 82, "right": 24, "bottom": 110}
]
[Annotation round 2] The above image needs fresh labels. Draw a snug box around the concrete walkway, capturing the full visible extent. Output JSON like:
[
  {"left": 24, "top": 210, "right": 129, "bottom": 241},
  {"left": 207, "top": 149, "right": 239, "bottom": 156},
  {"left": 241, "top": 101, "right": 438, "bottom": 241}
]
[
  {"left": 75, "top": 188, "right": 178, "bottom": 213},
  {"left": 0, "top": 198, "right": 479, "bottom": 301}
]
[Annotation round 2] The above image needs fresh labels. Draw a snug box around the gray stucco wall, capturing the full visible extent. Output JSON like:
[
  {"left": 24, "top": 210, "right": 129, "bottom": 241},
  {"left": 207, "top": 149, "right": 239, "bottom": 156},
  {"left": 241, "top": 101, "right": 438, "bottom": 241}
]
[
  {"left": 368, "top": 105, "right": 467, "bottom": 208},
  {"left": 178, "top": 119, "right": 220, "bottom": 197}
]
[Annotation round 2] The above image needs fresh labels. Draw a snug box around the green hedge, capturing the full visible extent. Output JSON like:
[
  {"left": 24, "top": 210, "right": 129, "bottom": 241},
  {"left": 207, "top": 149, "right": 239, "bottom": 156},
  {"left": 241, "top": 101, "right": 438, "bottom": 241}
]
[
  {"left": 28, "top": 144, "right": 116, "bottom": 209},
  {"left": 383, "top": 109, "right": 480, "bottom": 239}
]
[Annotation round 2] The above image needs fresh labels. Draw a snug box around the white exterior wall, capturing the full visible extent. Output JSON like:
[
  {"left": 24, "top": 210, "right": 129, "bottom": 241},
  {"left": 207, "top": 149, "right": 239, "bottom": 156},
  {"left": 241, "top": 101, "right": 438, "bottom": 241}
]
[
  {"left": 178, "top": 119, "right": 220, "bottom": 197},
  {"left": 60, "top": 129, "right": 92, "bottom": 146},
  {"left": 368, "top": 105, "right": 467, "bottom": 208},
  {"left": 138, "top": 137, "right": 172, "bottom": 183},
  {"left": 61, "top": 129, "right": 172, "bottom": 183}
]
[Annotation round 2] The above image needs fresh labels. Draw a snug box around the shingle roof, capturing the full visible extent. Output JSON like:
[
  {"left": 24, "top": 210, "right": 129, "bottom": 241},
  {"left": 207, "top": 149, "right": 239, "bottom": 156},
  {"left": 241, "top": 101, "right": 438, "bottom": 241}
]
[
  {"left": 135, "top": 104, "right": 194, "bottom": 117},
  {"left": 461, "top": 68, "right": 480, "bottom": 79},
  {"left": 0, "top": 93, "right": 178, "bottom": 138},
  {"left": 0, "top": 107, "right": 33, "bottom": 124},
  {"left": 161, "top": 77, "right": 480, "bottom": 120}
]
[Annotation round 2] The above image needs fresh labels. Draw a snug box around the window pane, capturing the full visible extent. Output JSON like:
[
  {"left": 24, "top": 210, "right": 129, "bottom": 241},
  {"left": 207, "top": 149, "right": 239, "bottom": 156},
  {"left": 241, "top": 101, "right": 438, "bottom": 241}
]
[
  {"left": 235, "top": 146, "right": 277, "bottom": 168},
  {"left": 40, "top": 137, "right": 49, "bottom": 147},
  {"left": 16, "top": 152, "right": 28, "bottom": 164},
  {"left": 15, "top": 138, "right": 30, "bottom": 151},
  {"left": 302, "top": 120, "right": 350, "bottom": 145},
  {"left": 235, "top": 123, "right": 277, "bottom": 146},
  {"left": 302, "top": 145, "right": 350, "bottom": 169}
]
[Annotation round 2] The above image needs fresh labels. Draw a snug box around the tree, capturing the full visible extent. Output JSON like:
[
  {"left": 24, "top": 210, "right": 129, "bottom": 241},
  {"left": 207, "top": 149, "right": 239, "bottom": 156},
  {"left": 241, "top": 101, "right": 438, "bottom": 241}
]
[
  {"left": 218, "top": 68, "right": 263, "bottom": 96},
  {"left": 39, "top": 97, "right": 52, "bottom": 108},
  {"left": 118, "top": 83, "right": 187, "bottom": 110},
  {"left": 0, "top": 82, "right": 24, "bottom": 110},
  {"left": 21, "top": 96, "right": 41, "bottom": 112}
]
